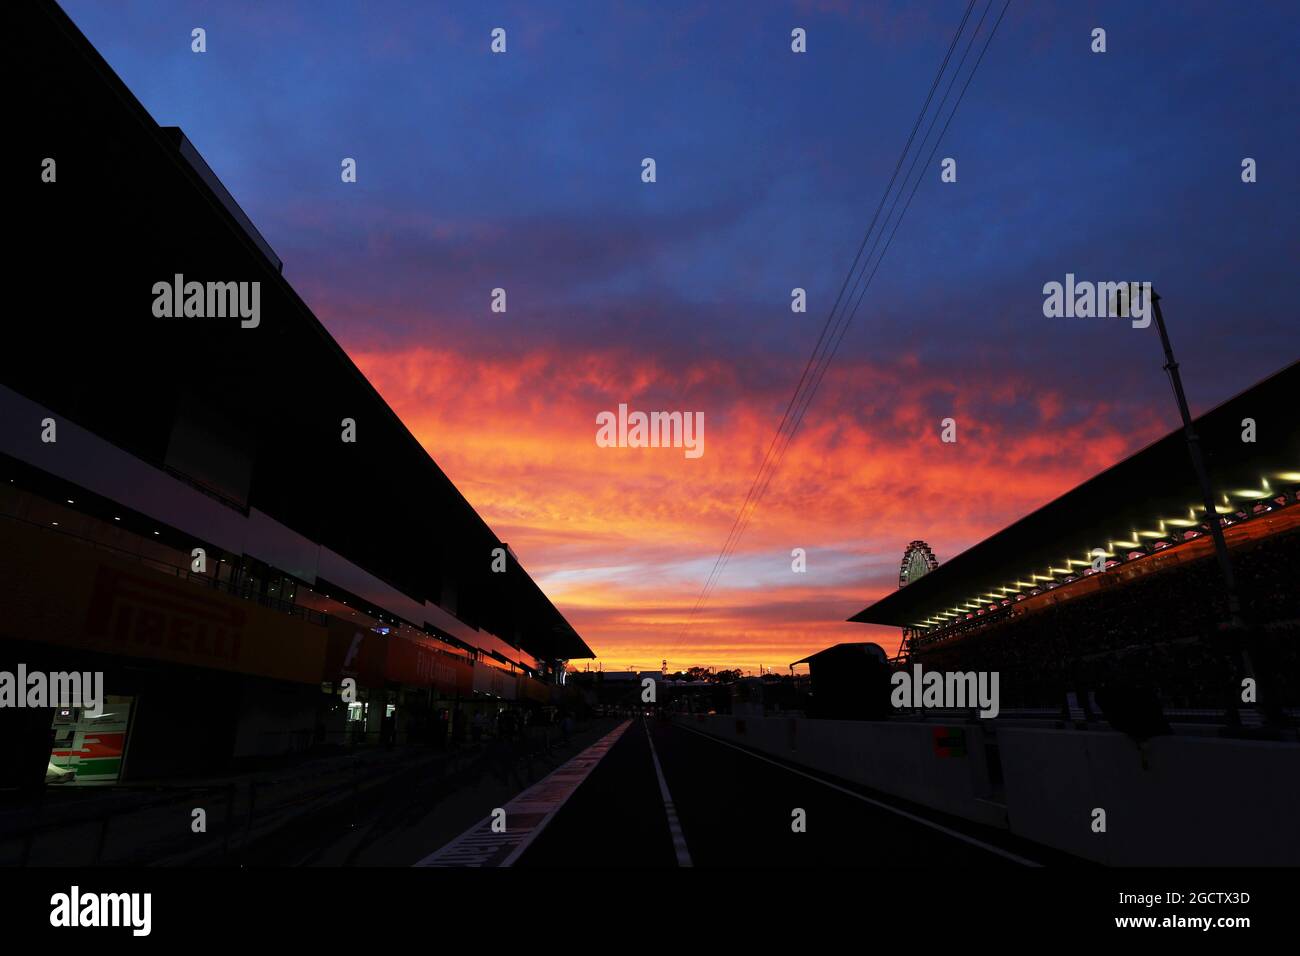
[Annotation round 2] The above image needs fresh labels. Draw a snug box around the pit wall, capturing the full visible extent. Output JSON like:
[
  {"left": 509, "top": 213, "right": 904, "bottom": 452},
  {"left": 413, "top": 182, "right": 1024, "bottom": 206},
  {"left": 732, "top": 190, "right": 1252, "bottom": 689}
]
[{"left": 679, "top": 714, "right": 1298, "bottom": 865}]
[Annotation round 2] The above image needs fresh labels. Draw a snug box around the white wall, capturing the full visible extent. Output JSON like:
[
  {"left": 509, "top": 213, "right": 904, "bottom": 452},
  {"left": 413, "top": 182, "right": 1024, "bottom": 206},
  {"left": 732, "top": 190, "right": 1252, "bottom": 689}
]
[{"left": 998, "top": 727, "right": 1300, "bottom": 865}]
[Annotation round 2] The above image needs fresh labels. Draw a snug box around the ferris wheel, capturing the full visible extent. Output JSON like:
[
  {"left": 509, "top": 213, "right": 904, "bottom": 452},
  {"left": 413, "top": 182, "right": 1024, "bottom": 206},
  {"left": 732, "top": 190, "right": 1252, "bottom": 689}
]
[
  {"left": 898, "top": 540, "right": 938, "bottom": 589},
  {"left": 896, "top": 540, "right": 939, "bottom": 660}
]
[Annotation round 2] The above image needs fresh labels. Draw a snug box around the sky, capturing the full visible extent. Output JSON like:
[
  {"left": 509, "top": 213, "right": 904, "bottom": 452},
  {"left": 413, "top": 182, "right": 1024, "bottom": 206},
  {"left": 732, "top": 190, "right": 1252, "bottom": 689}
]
[{"left": 60, "top": 0, "right": 1298, "bottom": 672}]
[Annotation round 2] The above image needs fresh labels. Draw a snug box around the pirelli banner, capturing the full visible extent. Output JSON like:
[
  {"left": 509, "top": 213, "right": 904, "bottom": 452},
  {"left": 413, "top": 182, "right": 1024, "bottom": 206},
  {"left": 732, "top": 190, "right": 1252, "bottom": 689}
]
[{"left": 0, "top": 517, "right": 327, "bottom": 684}]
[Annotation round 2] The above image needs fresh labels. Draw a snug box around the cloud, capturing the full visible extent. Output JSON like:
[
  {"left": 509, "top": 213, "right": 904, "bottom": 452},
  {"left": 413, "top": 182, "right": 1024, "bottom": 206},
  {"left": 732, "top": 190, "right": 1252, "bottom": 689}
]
[{"left": 349, "top": 340, "right": 1169, "bottom": 668}]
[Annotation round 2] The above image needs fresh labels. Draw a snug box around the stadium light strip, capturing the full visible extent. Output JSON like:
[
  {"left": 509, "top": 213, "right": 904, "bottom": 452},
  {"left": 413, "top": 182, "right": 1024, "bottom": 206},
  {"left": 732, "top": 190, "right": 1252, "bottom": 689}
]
[
  {"left": 911, "top": 473, "right": 1299, "bottom": 633},
  {"left": 907, "top": 480, "right": 1299, "bottom": 635}
]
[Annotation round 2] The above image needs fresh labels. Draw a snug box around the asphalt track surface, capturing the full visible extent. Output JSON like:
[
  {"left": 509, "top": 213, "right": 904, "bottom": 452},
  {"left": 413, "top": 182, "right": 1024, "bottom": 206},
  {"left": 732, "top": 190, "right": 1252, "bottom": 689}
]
[{"left": 518, "top": 716, "right": 1060, "bottom": 868}]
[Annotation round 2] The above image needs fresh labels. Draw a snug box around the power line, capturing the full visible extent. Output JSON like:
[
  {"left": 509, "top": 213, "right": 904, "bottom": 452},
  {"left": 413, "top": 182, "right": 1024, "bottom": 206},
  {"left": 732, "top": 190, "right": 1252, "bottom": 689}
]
[
  {"left": 674, "top": 0, "right": 1011, "bottom": 655},
  {"left": 681, "top": 1, "right": 982, "bottom": 634},
  {"left": 755, "top": 0, "right": 1009, "bottom": 508}
]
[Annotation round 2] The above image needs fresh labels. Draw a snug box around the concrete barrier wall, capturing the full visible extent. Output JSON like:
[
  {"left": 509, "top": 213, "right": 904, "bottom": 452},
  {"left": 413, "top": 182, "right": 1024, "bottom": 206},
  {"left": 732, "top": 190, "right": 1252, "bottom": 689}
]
[
  {"left": 998, "top": 728, "right": 1300, "bottom": 865},
  {"left": 682, "top": 714, "right": 1300, "bottom": 865}
]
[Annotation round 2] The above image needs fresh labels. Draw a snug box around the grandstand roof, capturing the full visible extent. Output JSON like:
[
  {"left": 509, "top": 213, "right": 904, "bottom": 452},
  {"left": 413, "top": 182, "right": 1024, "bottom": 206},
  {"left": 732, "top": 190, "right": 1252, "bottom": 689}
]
[{"left": 850, "top": 360, "right": 1299, "bottom": 628}]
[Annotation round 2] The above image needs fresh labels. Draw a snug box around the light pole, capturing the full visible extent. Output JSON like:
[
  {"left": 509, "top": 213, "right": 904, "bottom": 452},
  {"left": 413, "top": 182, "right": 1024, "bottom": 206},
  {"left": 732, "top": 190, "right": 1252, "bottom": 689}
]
[{"left": 1149, "top": 290, "right": 1256, "bottom": 687}]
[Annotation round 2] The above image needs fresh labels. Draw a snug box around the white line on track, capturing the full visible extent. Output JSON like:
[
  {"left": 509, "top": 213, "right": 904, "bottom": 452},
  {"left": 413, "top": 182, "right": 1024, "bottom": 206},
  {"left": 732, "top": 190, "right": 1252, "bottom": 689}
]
[
  {"left": 643, "top": 717, "right": 693, "bottom": 867},
  {"left": 675, "top": 720, "right": 1042, "bottom": 867}
]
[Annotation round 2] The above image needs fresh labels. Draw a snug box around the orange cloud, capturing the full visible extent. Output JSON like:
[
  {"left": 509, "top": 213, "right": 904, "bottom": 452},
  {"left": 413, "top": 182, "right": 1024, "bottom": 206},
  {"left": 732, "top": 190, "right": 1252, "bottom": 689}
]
[{"left": 349, "top": 342, "right": 1168, "bottom": 672}]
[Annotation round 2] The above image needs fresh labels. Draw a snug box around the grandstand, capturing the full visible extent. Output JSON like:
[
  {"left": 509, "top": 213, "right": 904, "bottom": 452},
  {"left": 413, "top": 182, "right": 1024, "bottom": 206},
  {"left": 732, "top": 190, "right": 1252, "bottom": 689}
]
[
  {"left": 1, "top": 1, "right": 593, "bottom": 790},
  {"left": 851, "top": 360, "right": 1299, "bottom": 714}
]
